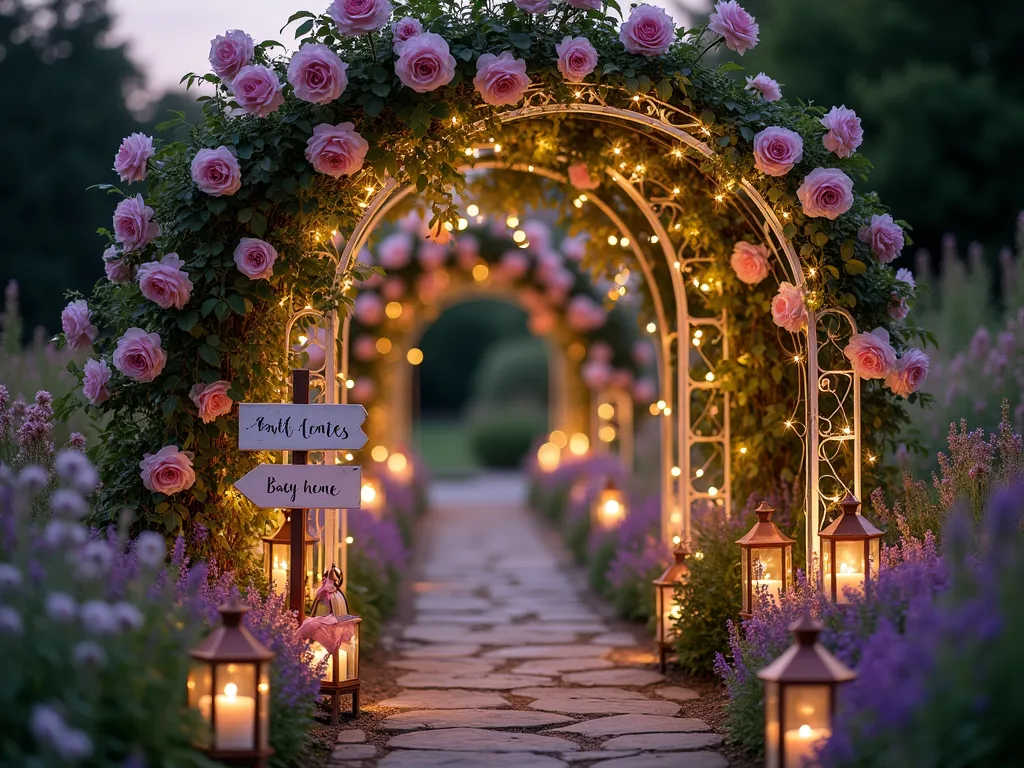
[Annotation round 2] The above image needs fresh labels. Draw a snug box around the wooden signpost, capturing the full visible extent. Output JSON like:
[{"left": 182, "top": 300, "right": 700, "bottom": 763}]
[{"left": 234, "top": 464, "right": 362, "bottom": 509}]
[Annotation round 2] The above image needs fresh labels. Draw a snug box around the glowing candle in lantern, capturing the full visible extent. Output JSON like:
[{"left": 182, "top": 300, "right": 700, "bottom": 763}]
[
  {"left": 270, "top": 557, "right": 288, "bottom": 598},
  {"left": 199, "top": 683, "right": 256, "bottom": 751},
  {"left": 834, "top": 561, "right": 864, "bottom": 600},
  {"left": 783, "top": 724, "right": 830, "bottom": 768}
]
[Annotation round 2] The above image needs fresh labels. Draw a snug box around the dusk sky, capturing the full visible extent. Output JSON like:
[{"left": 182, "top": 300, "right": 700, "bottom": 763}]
[{"left": 107, "top": 1, "right": 705, "bottom": 97}]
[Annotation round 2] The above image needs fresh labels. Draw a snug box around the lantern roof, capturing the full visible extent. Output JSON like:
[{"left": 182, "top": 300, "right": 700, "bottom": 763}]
[
  {"left": 653, "top": 544, "right": 690, "bottom": 587},
  {"left": 818, "top": 494, "right": 883, "bottom": 541},
  {"left": 757, "top": 614, "right": 855, "bottom": 684},
  {"left": 262, "top": 515, "right": 320, "bottom": 545},
  {"left": 190, "top": 596, "right": 275, "bottom": 663},
  {"left": 736, "top": 502, "right": 795, "bottom": 547}
]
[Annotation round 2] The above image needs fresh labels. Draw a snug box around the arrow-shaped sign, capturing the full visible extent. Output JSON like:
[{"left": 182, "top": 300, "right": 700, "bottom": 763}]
[
  {"left": 234, "top": 464, "right": 362, "bottom": 509},
  {"left": 238, "top": 403, "right": 368, "bottom": 451}
]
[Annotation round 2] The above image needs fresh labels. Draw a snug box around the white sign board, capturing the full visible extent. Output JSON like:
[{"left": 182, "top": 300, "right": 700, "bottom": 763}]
[
  {"left": 238, "top": 403, "right": 368, "bottom": 451},
  {"left": 234, "top": 464, "right": 362, "bottom": 509}
]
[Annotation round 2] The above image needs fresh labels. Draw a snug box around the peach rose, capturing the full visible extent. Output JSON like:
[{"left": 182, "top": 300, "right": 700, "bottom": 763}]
[
  {"left": 189, "top": 380, "right": 233, "bottom": 423},
  {"left": 555, "top": 36, "right": 598, "bottom": 82},
  {"left": 708, "top": 1, "right": 759, "bottom": 55},
  {"left": 190, "top": 146, "right": 242, "bottom": 197},
  {"left": 752, "top": 126, "right": 803, "bottom": 177},
  {"left": 233, "top": 238, "right": 277, "bottom": 280},
  {"left": 138, "top": 445, "right": 195, "bottom": 495},
  {"left": 113, "top": 133, "right": 154, "bottom": 184},
  {"left": 771, "top": 282, "right": 807, "bottom": 333},
  {"left": 137, "top": 253, "right": 193, "bottom": 310},
  {"left": 821, "top": 105, "right": 863, "bottom": 158},
  {"left": 208, "top": 30, "right": 253, "bottom": 82},
  {"left": 744, "top": 73, "right": 781, "bottom": 102},
  {"left": 113, "top": 328, "right": 167, "bottom": 383},
  {"left": 567, "top": 162, "right": 599, "bottom": 190},
  {"left": 473, "top": 52, "right": 531, "bottom": 106},
  {"left": 113, "top": 195, "right": 159, "bottom": 252},
  {"left": 797, "top": 168, "right": 854, "bottom": 220},
  {"left": 231, "top": 64, "right": 284, "bottom": 117},
  {"left": 82, "top": 358, "right": 111, "bottom": 406},
  {"left": 305, "top": 122, "right": 369, "bottom": 177},
  {"left": 61, "top": 300, "right": 97, "bottom": 351},
  {"left": 843, "top": 328, "right": 897, "bottom": 380},
  {"left": 885, "top": 349, "right": 929, "bottom": 398},
  {"left": 619, "top": 3, "right": 674, "bottom": 57},
  {"left": 730, "top": 241, "right": 769, "bottom": 285},
  {"left": 288, "top": 43, "right": 349, "bottom": 105}
]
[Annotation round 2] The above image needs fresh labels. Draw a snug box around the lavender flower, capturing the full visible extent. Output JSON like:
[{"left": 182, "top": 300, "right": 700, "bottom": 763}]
[
  {"left": 71, "top": 640, "right": 106, "bottom": 668},
  {"left": 134, "top": 532, "right": 166, "bottom": 568},
  {"left": 0, "top": 563, "right": 22, "bottom": 588},
  {"left": 45, "top": 592, "right": 77, "bottom": 623},
  {"left": 0, "top": 605, "right": 22, "bottom": 634}
]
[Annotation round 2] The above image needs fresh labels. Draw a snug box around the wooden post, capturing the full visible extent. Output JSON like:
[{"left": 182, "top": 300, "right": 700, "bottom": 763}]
[{"left": 290, "top": 369, "right": 310, "bottom": 623}]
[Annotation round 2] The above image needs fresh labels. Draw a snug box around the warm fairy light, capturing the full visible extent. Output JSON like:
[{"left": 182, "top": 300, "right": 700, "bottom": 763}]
[
  {"left": 634, "top": 164, "right": 646, "bottom": 174},
  {"left": 579, "top": 194, "right": 588, "bottom": 202},
  {"left": 297, "top": 335, "right": 308, "bottom": 345},
  {"left": 693, "top": 278, "right": 700, "bottom": 287},
  {"left": 451, "top": 116, "right": 459, "bottom": 124},
  {"left": 663, "top": 406, "right": 672, "bottom": 416},
  {"left": 443, "top": 221, "right": 454, "bottom": 232},
  {"left": 464, "top": 147, "right": 473, "bottom": 155},
  {"left": 345, "top": 379, "right": 355, "bottom": 389},
  {"left": 527, "top": 165, "right": 534, "bottom": 172},
  {"left": 646, "top": 322, "right": 657, "bottom": 333},
  {"left": 739, "top": 446, "right": 747, "bottom": 455},
  {"left": 700, "top": 282, "right": 711, "bottom": 292},
  {"left": 345, "top": 453, "right": 353, "bottom": 461},
  {"left": 458, "top": 218, "right": 469, "bottom": 230},
  {"left": 650, "top": 235, "right": 659, "bottom": 244},
  {"left": 407, "top": 348, "right": 424, "bottom": 365},
  {"left": 672, "top": 187, "right": 680, "bottom": 195},
  {"left": 345, "top": 535, "right": 354, "bottom": 544},
  {"left": 607, "top": 235, "right": 618, "bottom": 246},
  {"left": 782, "top": 211, "right": 791, "bottom": 219},
  {"left": 574, "top": 90, "right": 583, "bottom": 99},
  {"left": 714, "top": 194, "right": 725, "bottom": 203},
  {"left": 472, "top": 264, "right": 490, "bottom": 281},
  {"left": 370, "top": 445, "right": 388, "bottom": 462},
  {"left": 671, "top": 466, "right": 681, "bottom": 477},
  {"left": 493, "top": 143, "right": 502, "bottom": 153},
  {"left": 842, "top": 425, "right": 852, "bottom": 435},
  {"left": 708, "top": 486, "right": 719, "bottom": 497},
  {"left": 612, "top": 146, "right": 621, "bottom": 155},
  {"left": 361, "top": 481, "right": 377, "bottom": 505},
  {"left": 376, "top": 337, "right": 392, "bottom": 354},
  {"left": 808, "top": 267, "right": 817, "bottom": 277},
  {"left": 598, "top": 403, "right": 615, "bottom": 420},
  {"left": 573, "top": 198, "right": 583, "bottom": 209},
  {"left": 695, "top": 468, "right": 705, "bottom": 478},
  {"left": 385, "top": 301, "right": 403, "bottom": 319},
  {"left": 632, "top": 94, "right": 640, "bottom": 102},
  {"left": 784, "top": 420, "right": 794, "bottom": 429},
  {"left": 598, "top": 425, "right": 617, "bottom": 443},
  {"left": 513, "top": 229, "right": 527, "bottom": 243},
  {"left": 694, "top": 550, "right": 705, "bottom": 560},
  {"left": 569, "top": 433, "right": 590, "bottom": 456},
  {"left": 692, "top": 337, "right": 701, "bottom": 347},
  {"left": 656, "top": 400, "right": 666, "bottom": 411},
  {"left": 614, "top": 270, "right": 630, "bottom": 286},
  {"left": 694, "top": 329, "right": 703, "bottom": 338},
  {"left": 649, "top": 403, "right": 660, "bottom": 416},
  {"left": 672, "top": 534, "right": 682, "bottom": 545},
  {"left": 705, "top": 372, "right": 715, "bottom": 382},
  {"left": 387, "top": 452, "right": 409, "bottom": 476},
  {"left": 549, "top": 430, "right": 568, "bottom": 448},
  {"left": 466, "top": 204, "right": 480, "bottom": 217},
  {"left": 671, "top": 148, "right": 683, "bottom": 158},
  {"left": 537, "top": 442, "right": 561, "bottom": 473}
]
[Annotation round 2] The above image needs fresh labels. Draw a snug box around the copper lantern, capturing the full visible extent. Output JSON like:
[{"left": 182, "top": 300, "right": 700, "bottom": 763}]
[
  {"left": 737, "top": 502, "right": 794, "bottom": 617},
  {"left": 758, "top": 614, "right": 855, "bottom": 768},
  {"left": 652, "top": 544, "right": 689, "bottom": 673},
  {"left": 307, "top": 568, "right": 362, "bottom": 724},
  {"left": 262, "top": 513, "right": 318, "bottom": 601},
  {"left": 592, "top": 478, "right": 626, "bottom": 530},
  {"left": 188, "top": 597, "right": 275, "bottom": 767},
  {"left": 818, "top": 494, "right": 883, "bottom": 604}
]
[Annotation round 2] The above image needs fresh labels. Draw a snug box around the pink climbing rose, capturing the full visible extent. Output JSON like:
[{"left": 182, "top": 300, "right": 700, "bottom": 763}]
[
  {"left": 113, "top": 195, "right": 159, "bottom": 252},
  {"left": 113, "top": 133, "right": 154, "bottom": 183},
  {"left": 566, "top": 0, "right": 602, "bottom": 8},
  {"left": 354, "top": 292, "right": 384, "bottom": 325},
  {"left": 708, "top": 1, "right": 759, "bottom": 55},
  {"left": 113, "top": 328, "right": 167, "bottom": 383},
  {"left": 555, "top": 36, "right": 598, "bottom": 83},
  {"left": 474, "top": 52, "right": 531, "bottom": 106},
  {"left": 82, "top": 358, "right": 111, "bottom": 406},
  {"left": 329, "top": 0, "right": 394, "bottom": 36},
  {"left": 395, "top": 32, "right": 456, "bottom": 93},
  {"left": 797, "top": 168, "right": 854, "bottom": 220},
  {"left": 208, "top": 30, "right": 253, "bottom": 82},
  {"left": 752, "top": 126, "right": 803, "bottom": 177},
  {"left": 885, "top": 348, "right": 929, "bottom": 398},
  {"left": 61, "top": 300, "right": 97, "bottom": 351},
  {"left": 619, "top": 4, "right": 674, "bottom": 57},
  {"left": 843, "top": 328, "right": 897, "bottom": 380},
  {"left": 820, "top": 105, "right": 863, "bottom": 158},
  {"left": 730, "top": 241, "right": 770, "bottom": 285},
  {"left": 190, "top": 146, "right": 242, "bottom": 197},
  {"left": 377, "top": 232, "right": 414, "bottom": 269},
  {"left": 233, "top": 238, "right": 277, "bottom": 280},
  {"left": 858, "top": 213, "right": 904, "bottom": 264},
  {"left": 391, "top": 17, "right": 423, "bottom": 51},
  {"left": 771, "top": 282, "right": 807, "bottom": 333},
  {"left": 103, "top": 246, "right": 132, "bottom": 285},
  {"left": 189, "top": 380, "right": 233, "bottom": 423},
  {"left": 889, "top": 293, "right": 909, "bottom": 322},
  {"left": 514, "top": 0, "right": 551, "bottom": 12},
  {"left": 288, "top": 44, "right": 349, "bottom": 105},
  {"left": 139, "top": 445, "right": 195, "bottom": 495},
  {"left": 231, "top": 64, "right": 284, "bottom": 117},
  {"left": 744, "top": 73, "right": 781, "bottom": 102},
  {"left": 567, "top": 162, "right": 599, "bottom": 190},
  {"left": 137, "top": 253, "right": 193, "bottom": 310},
  {"left": 305, "top": 122, "right": 369, "bottom": 177}
]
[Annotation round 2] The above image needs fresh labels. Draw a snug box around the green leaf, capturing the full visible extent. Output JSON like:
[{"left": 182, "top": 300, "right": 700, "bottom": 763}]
[
  {"left": 509, "top": 32, "right": 533, "bottom": 50},
  {"left": 370, "top": 81, "right": 391, "bottom": 97},
  {"left": 844, "top": 259, "right": 867, "bottom": 275},
  {"left": 237, "top": 207, "right": 254, "bottom": 223},
  {"left": 812, "top": 232, "right": 829, "bottom": 247},
  {"left": 416, "top": 175, "right": 428, "bottom": 193},
  {"left": 177, "top": 310, "right": 199, "bottom": 332},
  {"left": 162, "top": 395, "right": 180, "bottom": 417},
  {"left": 198, "top": 344, "right": 221, "bottom": 367},
  {"left": 655, "top": 78, "right": 673, "bottom": 102},
  {"left": 214, "top": 301, "right": 231, "bottom": 322},
  {"left": 251, "top": 213, "right": 267, "bottom": 237},
  {"left": 294, "top": 19, "right": 315, "bottom": 37},
  {"left": 840, "top": 239, "right": 856, "bottom": 261},
  {"left": 200, "top": 298, "right": 219, "bottom": 317},
  {"left": 718, "top": 61, "right": 745, "bottom": 74},
  {"left": 226, "top": 294, "right": 247, "bottom": 315},
  {"left": 207, "top": 198, "right": 227, "bottom": 215}
]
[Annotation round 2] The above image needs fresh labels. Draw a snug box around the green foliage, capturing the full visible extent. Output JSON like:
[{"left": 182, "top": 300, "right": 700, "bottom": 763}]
[
  {"left": 467, "top": 406, "right": 547, "bottom": 467},
  {"left": 671, "top": 513, "right": 744, "bottom": 677},
  {"left": 470, "top": 336, "right": 549, "bottom": 412}
]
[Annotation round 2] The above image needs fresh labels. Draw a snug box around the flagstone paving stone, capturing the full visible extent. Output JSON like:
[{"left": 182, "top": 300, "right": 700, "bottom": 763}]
[
  {"left": 336, "top": 730, "right": 366, "bottom": 743},
  {"left": 379, "top": 709, "right": 576, "bottom": 731},
  {"left": 483, "top": 644, "right": 613, "bottom": 659},
  {"left": 396, "top": 672, "right": 556, "bottom": 690},
  {"left": 376, "top": 691, "right": 510, "bottom": 710},
  {"left": 387, "top": 728, "right": 581, "bottom": 753},
  {"left": 548, "top": 714, "right": 713, "bottom": 737},
  {"left": 387, "top": 659, "right": 499, "bottom": 674},
  {"left": 652, "top": 686, "right": 701, "bottom": 702},
  {"left": 378, "top": 751, "right": 569, "bottom": 768},
  {"left": 329, "top": 744, "right": 377, "bottom": 761},
  {"left": 590, "top": 632, "right": 640, "bottom": 647},
  {"left": 516, "top": 689, "right": 682, "bottom": 717},
  {"left": 561, "top": 668, "right": 666, "bottom": 687},
  {"left": 601, "top": 733, "right": 725, "bottom": 751},
  {"left": 590, "top": 752, "right": 729, "bottom": 768},
  {"left": 509, "top": 658, "right": 616, "bottom": 676},
  {"left": 399, "top": 643, "right": 481, "bottom": 658}
]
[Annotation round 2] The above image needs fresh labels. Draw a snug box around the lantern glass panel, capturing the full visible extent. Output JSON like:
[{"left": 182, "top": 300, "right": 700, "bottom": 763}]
[
  {"left": 751, "top": 547, "right": 784, "bottom": 607},
  {"left": 764, "top": 680, "right": 780, "bottom": 768},
  {"left": 267, "top": 543, "right": 289, "bottom": 599},
  {"left": 868, "top": 537, "right": 881, "bottom": 578},
  {"left": 741, "top": 547, "right": 750, "bottom": 613},
  {"left": 658, "top": 584, "right": 680, "bottom": 644},
  {"left": 188, "top": 662, "right": 212, "bottom": 749},
  {"left": 595, "top": 489, "right": 626, "bottom": 529},
  {"left": 830, "top": 540, "right": 866, "bottom": 603},
  {"left": 781, "top": 684, "right": 831, "bottom": 768},
  {"left": 210, "top": 662, "right": 258, "bottom": 751},
  {"left": 258, "top": 664, "right": 270, "bottom": 750}
]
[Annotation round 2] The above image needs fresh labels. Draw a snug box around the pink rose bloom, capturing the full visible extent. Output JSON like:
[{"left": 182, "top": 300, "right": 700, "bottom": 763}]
[
  {"left": 354, "top": 335, "right": 377, "bottom": 361},
  {"left": 209, "top": 30, "right": 253, "bottom": 82},
  {"left": 418, "top": 242, "right": 447, "bottom": 270},
  {"left": 771, "top": 282, "right": 807, "bottom": 333},
  {"left": 529, "top": 310, "right": 556, "bottom": 337},
  {"left": 821, "top": 105, "right": 863, "bottom": 158},
  {"left": 885, "top": 349, "right": 929, "bottom": 398},
  {"left": 233, "top": 238, "right": 277, "bottom": 280},
  {"left": 889, "top": 293, "right": 909, "bottom": 322},
  {"left": 567, "top": 162, "right": 599, "bottom": 190},
  {"left": 473, "top": 52, "right": 531, "bottom": 106},
  {"left": 566, "top": 0, "right": 602, "bottom": 9},
  {"left": 581, "top": 361, "right": 612, "bottom": 390},
  {"left": 354, "top": 292, "right": 384, "bottom": 325},
  {"left": 139, "top": 445, "right": 195, "bottom": 495},
  {"left": 305, "top": 122, "right": 369, "bottom": 177},
  {"left": 137, "top": 253, "right": 193, "bottom": 310},
  {"left": 395, "top": 32, "right": 456, "bottom": 93},
  {"left": 330, "top": 0, "right": 394, "bottom": 36},
  {"left": 350, "top": 378, "right": 376, "bottom": 402},
  {"left": 113, "top": 328, "right": 167, "bottom": 383},
  {"left": 382, "top": 278, "right": 406, "bottom": 301},
  {"left": 744, "top": 73, "right": 781, "bottom": 102},
  {"left": 189, "top": 380, "right": 233, "bottom": 423},
  {"left": 62, "top": 300, "right": 97, "bottom": 351},
  {"left": 190, "top": 146, "right": 242, "bottom": 197},
  {"left": 611, "top": 369, "right": 633, "bottom": 390},
  {"left": 589, "top": 341, "right": 613, "bottom": 364},
  {"left": 633, "top": 378, "right": 656, "bottom": 403},
  {"left": 843, "top": 327, "right": 897, "bottom": 380},
  {"left": 522, "top": 220, "right": 552, "bottom": 252},
  {"left": 378, "top": 232, "right": 413, "bottom": 269},
  {"left": 556, "top": 36, "right": 598, "bottom": 83},
  {"left": 566, "top": 295, "right": 606, "bottom": 332},
  {"left": 730, "top": 241, "right": 770, "bottom": 285},
  {"left": 288, "top": 44, "right": 349, "bottom": 105},
  {"left": 708, "top": 0, "right": 759, "bottom": 55},
  {"left": 858, "top": 213, "right": 904, "bottom": 263},
  {"left": 498, "top": 250, "right": 530, "bottom": 281},
  {"left": 895, "top": 268, "right": 915, "bottom": 289},
  {"left": 562, "top": 234, "right": 587, "bottom": 261},
  {"left": 231, "top": 64, "right": 284, "bottom": 117},
  {"left": 514, "top": 0, "right": 551, "bottom": 13},
  {"left": 454, "top": 235, "right": 479, "bottom": 269},
  {"left": 392, "top": 17, "right": 423, "bottom": 51},
  {"left": 619, "top": 4, "right": 674, "bottom": 57},
  {"left": 113, "top": 195, "right": 159, "bottom": 252},
  {"left": 113, "top": 133, "right": 155, "bottom": 183},
  {"left": 82, "top": 358, "right": 111, "bottom": 406},
  {"left": 103, "top": 246, "right": 132, "bottom": 285},
  {"left": 753, "top": 126, "right": 803, "bottom": 177},
  {"left": 633, "top": 340, "right": 655, "bottom": 366},
  {"left": 797, "top": 168, "right": 854, "bottom": 220}
]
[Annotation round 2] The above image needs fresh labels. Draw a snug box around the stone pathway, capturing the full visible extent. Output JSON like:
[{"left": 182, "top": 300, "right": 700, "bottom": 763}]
[{"left": 327, "top": 496, "right": 729, "bottom": 767}]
